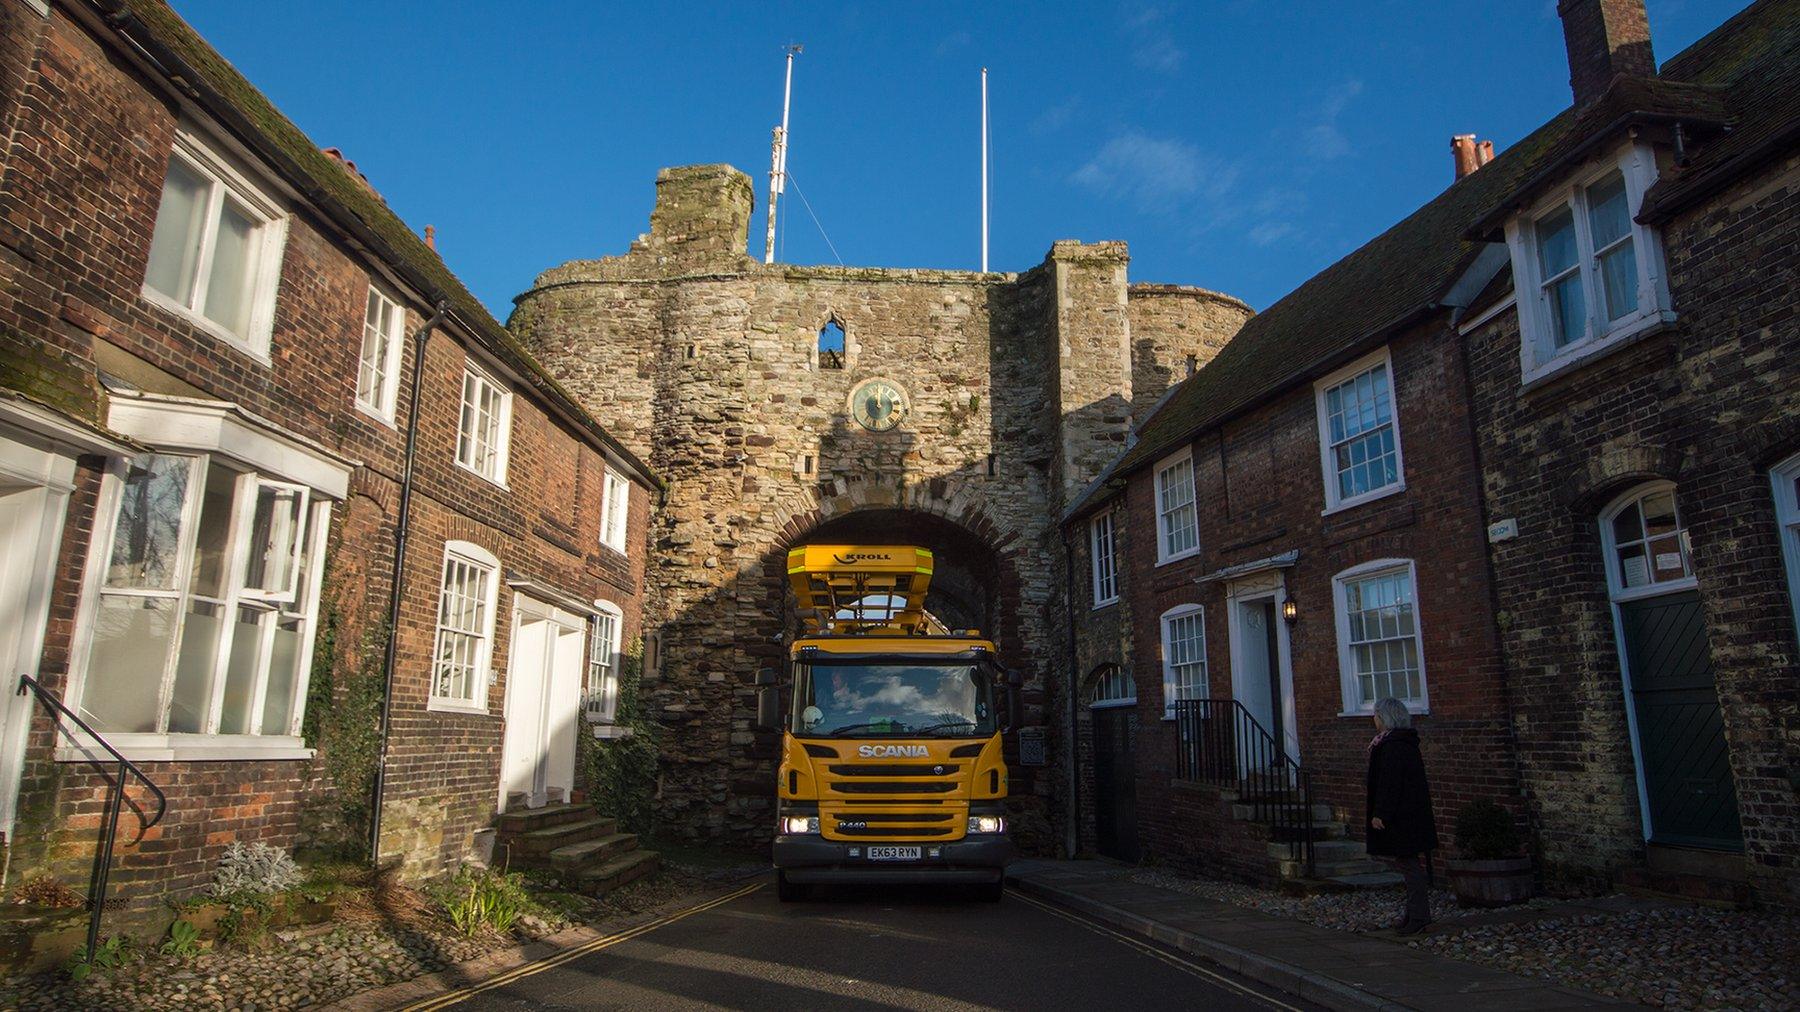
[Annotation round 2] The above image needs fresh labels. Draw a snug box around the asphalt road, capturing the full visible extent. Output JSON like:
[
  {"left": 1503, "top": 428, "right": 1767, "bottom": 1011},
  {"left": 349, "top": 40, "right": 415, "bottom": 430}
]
[{"left": 438, "top": 879, "right": 1320, "bottom": 1011}]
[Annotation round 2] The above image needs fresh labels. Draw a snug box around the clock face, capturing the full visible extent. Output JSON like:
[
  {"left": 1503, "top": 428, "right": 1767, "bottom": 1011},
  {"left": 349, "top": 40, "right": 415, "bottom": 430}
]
[{"left": 849, "top": 379, "right": 907, "bottom": 432}]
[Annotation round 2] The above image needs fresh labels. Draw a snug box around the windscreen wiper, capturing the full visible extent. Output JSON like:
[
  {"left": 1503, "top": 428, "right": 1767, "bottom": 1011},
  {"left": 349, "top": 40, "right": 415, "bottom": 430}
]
[
  {"left": 912, "top": 720, "right": 978, "bottom": 735},
  {"left": 828, "top": 722, "right": 908, "bottom": 737}
]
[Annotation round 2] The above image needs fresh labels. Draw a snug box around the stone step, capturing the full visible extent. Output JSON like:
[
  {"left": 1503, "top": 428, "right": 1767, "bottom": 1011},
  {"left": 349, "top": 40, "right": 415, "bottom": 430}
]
[
  {"left": 1268, "top": 821, "right": 1346, "bottom": 842},
  {"left": 1230, "top": 801, "right": 1334, "bottom": 823},
  {"left": 1325, "top": 870, "right": 1405, "bottom": 889},
  {"left": 548, "top": 833, "right": 641, "bottom": 871},
  {"left": 507, "top": 816, "right": 620, "bottom": 856},
  {"left": 1279, "top": 857, "right": 1390, "bottom": 880},
  {"left": 1617, "top": 866, "right": 1752, "bottom": 909},
  {"left": 574, "top": 849, "right": 661, "bottom": 896},
  {"left": 496, "top": 802, "right": 596, "bottom": 835},
  {"left": 1269, "top": 837, "right": 1367, "bottom": 863}
]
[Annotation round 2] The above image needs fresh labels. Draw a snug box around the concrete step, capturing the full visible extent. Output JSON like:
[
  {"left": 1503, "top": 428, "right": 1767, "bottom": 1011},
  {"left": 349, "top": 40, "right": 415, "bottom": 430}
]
[
  {"left": 508, "top": 816, "right": 619, "bottom": 856},
  {"left": 496, "top": 802, "right": 596, "bottom": 835},
  {"left": 1230, "top": 802, "right": 1334, "bottom": 823},
  {"left": 548, "top": 833, "right": 640, "bottom": 871},
  {"left": 574, "top": 849, "right": 661, "bottom": 896}
]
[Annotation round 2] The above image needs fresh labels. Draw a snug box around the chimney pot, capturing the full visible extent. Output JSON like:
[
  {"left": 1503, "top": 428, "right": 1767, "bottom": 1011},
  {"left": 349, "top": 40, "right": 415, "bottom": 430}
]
[
  {"left": 1476, "top": 140, "right": 1495, "bottom": 167},
  {"left": 1452, "top": 135, "right": 1479, "bottom": 181},
  {"left": 424, "top": 225, "right": 436, "bottom": 251},
  {"left": 1558, "top": 0, "right": 1656, "bottom": 108}
]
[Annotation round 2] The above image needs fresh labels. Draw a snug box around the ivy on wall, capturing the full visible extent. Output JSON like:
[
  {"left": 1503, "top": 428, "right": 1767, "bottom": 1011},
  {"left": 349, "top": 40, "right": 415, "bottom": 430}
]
[
  {"left": 297, "top": 575, "right": 387, "bottom": 859},
  {"left": 577, "top": 642, "right": 659, "bottom": 834}
]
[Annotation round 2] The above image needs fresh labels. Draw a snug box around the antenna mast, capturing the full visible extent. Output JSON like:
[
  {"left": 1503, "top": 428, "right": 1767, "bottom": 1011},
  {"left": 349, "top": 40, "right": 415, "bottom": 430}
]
[
  {"left": 764, "top": 44, "right": 801, "bottom": 265},
  {"left": 980, "top": 67, "right": 989, "bottom": 273}
]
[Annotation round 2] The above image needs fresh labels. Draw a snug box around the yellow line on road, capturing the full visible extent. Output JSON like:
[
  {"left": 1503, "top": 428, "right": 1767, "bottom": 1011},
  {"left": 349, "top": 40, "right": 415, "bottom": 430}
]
[
  {"left": 1009, "top": 888, "right": 1306, "bottom": 1012},
  {"left": 400, "top": 881, "right": 764, "bottom": 1011}
]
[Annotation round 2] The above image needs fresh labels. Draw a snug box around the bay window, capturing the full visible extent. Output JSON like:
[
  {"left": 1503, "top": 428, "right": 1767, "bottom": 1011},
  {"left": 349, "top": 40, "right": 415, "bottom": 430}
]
[
  {"left": 1504, "top": 142, "right": 1673, "bottom": 385},
  {"left": 77, "top": 453, "right": 329, "bottom": 744},
  {"left": 142, "top": 130, "right": 288, "bottom": 359}
]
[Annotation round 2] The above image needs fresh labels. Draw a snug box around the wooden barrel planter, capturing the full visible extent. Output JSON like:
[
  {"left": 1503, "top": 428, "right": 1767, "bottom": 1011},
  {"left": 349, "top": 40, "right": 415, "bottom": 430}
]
[{"left": 1446, "top": 856, "right": 1534, "bottom": 907}]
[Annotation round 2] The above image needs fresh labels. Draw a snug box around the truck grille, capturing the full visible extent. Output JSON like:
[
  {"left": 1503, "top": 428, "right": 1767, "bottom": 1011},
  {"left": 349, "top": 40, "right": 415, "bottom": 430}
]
[
  {"left": 833, "top": 812, "right": 956, "bottom": 837},
  {"left": 830, "top": 781, "right": 958, "bottom": 794},
  {"left": 827, "top": 763, "right": 961, "bottom": 777}
]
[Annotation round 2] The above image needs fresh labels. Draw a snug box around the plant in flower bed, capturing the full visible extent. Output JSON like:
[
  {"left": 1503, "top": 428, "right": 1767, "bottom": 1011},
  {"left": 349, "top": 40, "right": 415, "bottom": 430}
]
[{"left": 431, "top": 865, "right": 536, "bottom": 937}]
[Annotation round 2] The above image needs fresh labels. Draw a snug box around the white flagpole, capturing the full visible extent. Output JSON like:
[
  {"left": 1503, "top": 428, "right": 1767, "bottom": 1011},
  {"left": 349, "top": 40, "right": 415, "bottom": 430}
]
[
  {"left": 764, "top": 46, "right": 800, "bottom": 264},
  {"left": 981, "top": 68, "right": 989, "bottom": 273}
]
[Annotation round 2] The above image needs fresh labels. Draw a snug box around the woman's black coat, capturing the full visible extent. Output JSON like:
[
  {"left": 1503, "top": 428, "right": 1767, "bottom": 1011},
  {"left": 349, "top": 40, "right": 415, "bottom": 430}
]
[{"left": 1364, "top": 728, "right": 1439, "bottom": 858}]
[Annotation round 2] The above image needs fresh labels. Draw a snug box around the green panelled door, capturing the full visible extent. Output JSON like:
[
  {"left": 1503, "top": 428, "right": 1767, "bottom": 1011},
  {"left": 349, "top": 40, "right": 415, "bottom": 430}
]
[
  {"left": 1617, "top": 590, "right": 1742, "bottom": 850},
  {"left": 1091, "top": 707, "right": 1141, "bottom": 862}
]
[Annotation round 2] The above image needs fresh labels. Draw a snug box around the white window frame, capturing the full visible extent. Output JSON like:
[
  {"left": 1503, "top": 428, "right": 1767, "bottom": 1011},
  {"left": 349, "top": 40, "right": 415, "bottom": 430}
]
[
  {"left": 600, "top": 467, "right": 630, "bottom": 554},
  {"left": 429, "top": 540, "right": 501, "bottom": 714},
  {"left": 1332, "top": 558, "right": 1430, "bottom": 715},
  {"left": 1153, "top": 448, "right": 1200, "bottom": 565},
  {"left": 585, "top": 599, "right": 624, "bottom": 728},
  {"left": 1503, "top": 141, "right": 1675, "bottom": 388},
  {"left": 1090, "top": 509, "right": 1119, "bottom": 607},
  {"left": 1159, "top": 604, "right": 1208, "bottom": 719},
  {"left": 1773, "top": 454, "right": 1800, "bottom": 647},
  {"left": 455, "top": 358, "right": 512, "bottom": 486},
  {"left": 1313, "top": 347, "right": 1406, "bottom": 514},
  {"left": 1598, "top": 481, "right": 1697, "bottom": 604},
  {"left": 139, "top": 127, "right": 290, "bottom": 364},
  {"left": 61, "top": 453, "right": 332, "bottom": 761},
  {"left": 1088, "top": 664, "right": 1135, "bottom": 709},
  {"left": 355, "top": 285, "right": 405, "bottom": 424}
]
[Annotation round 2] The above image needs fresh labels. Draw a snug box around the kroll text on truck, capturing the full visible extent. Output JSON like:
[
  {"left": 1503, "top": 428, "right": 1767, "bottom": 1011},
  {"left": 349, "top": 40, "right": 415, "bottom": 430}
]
[{"left": 757, "top": 545, "right": 1020, "bottom": 901}]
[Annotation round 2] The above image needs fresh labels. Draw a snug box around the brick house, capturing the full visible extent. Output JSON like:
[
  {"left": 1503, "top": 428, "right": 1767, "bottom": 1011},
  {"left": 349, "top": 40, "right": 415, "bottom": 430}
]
[
  {"left": 1065, "top": 0, "right": 1800, "bottom": 908},
  {"left": 0, "top": 0, "right": 657, "bottom": 920},
  {"left": 1459, "top": 0, "right": 1800, "bottom": 907}
]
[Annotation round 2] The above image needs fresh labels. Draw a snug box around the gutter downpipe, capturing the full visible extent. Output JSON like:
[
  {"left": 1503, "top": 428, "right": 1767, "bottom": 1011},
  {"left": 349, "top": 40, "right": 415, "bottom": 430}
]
[
  {"left": 368, "top": 299, "right": 450, "bottom": 865},
  {"left": 1061, "top": 531, "right": 1082, "bottom": 859}
]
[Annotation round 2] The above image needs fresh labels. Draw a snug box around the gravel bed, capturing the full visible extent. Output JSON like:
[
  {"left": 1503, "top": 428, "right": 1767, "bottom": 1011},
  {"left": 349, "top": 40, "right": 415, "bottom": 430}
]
[
  {"left": 1133, "top": 869, "right": 1799, "bottom": 1009},
  {"left": 0, "top": 870, "right": 706, "bottom": 1011}
]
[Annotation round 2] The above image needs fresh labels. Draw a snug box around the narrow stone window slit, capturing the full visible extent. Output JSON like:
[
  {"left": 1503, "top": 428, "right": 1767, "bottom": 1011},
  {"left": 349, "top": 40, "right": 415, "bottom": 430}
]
[{"left": 818, "top": 320, "right": 845, "bottom": 370}]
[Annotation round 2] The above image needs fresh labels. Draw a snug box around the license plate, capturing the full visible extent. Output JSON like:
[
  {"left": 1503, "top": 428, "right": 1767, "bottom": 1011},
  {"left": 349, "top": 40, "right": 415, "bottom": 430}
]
[{"left": 866, "top": 846, "right": 921, "bottom": 861}]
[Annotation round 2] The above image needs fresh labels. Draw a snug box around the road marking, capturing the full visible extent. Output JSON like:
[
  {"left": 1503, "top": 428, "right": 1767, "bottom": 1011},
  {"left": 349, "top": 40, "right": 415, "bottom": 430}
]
[
  {"left": 399, "top": 881, "right": 763, "bottom": 1011},
  {"left": 1010, "top": 888, "right": 1306, "bottom": 1012}
]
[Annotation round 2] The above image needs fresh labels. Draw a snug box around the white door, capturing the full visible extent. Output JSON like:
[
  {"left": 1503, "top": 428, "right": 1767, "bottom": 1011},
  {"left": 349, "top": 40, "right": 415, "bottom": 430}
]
[
  {"left": 0, "top": 446, "right": 79, "bottom": 844},
  {"left": 499, "top": 597, "right": 585, "bottom": 811},
  {"left": 1227, "top": 574, "right": 1300, "bottom": 766}
]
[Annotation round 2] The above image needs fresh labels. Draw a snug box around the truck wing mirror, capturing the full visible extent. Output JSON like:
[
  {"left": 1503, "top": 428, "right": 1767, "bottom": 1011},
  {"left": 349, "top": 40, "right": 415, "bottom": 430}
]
[
  {"left": 755, "top": 669, "right": 780, "bottom": 733},
  {"left": 999, "top": 669, "right": 1023, "bottom": 732}
]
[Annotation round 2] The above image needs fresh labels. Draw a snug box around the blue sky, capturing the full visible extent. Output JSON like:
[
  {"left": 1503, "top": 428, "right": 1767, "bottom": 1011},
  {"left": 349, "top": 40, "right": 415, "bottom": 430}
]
[{"left": 174, "top": 1, "right": 1735, "bottom": 318}]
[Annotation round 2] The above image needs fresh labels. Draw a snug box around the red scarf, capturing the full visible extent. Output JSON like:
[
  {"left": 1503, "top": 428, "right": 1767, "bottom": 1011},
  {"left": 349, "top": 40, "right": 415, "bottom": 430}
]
[{"left": 1367, "top": 728, "right": 1397, "bottom": 759}]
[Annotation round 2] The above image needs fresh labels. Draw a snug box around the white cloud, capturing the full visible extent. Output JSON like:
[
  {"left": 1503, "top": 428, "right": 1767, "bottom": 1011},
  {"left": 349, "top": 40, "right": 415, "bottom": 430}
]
[
  {"left": 1307, "top": 78, "right": 1365, "bottom": 160},
  {"left": 1071, "top": 131, "right": 1236, "bottom": 210},
  {"left": 1123, "top": 5, "right": 1186, "bottom": 74},
  {"left": 1248, "top": 221, "right": 1297, "bottom": 247}
]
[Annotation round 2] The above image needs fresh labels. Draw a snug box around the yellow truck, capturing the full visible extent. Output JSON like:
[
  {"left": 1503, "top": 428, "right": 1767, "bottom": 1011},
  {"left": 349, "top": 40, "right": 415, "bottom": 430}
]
[{"left": 758, "top": 545, "right": 1019, "bottom": 901}]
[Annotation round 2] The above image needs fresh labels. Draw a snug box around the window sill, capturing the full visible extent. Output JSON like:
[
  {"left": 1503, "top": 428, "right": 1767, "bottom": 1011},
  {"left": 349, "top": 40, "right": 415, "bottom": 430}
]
[
  {"left": 1337, "top": 706, "right": 1429, "bottom": 719},
  {"left": 1156, "top": 547, "right": 1201, "bottom": 568},
  {"left": 1321, "top": 482, "right": 1407, "bottom": 518},
  {"left": 1091, "top": 597, "right": 1119, "bottom": 612},
  {"left": 140, "top": 283, "right": 273, "bottom": 367},
  {"left": 1520, "top": 311, "right": 1676, "bottom": 393},
  {"left": 354, "top": 400, "right": 398, "bottom": 429},
  {"left": 427, "top": 700, "right": 490, "bottom": 716},
  {"left": 599, "top": 540, "right": 629, "bottom": 558},
  {"left": 55, "top": 734, "right": 313, "bottom": 763},
  {"left": 589, "top": 724, "right": 633, "bottom": 740},
  {"left": 453, "top": 459, "right": 510, "bottom": 490}
]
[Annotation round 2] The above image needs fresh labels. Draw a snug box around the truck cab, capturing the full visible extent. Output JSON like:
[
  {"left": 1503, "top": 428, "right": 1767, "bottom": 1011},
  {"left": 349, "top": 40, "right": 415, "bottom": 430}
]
[{"left": 760, "top": 546, "right": 1018, "bottom": 901}]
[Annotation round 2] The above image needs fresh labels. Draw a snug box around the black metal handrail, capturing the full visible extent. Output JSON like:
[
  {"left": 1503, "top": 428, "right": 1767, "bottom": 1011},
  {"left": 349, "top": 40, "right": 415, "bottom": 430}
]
[
  {"left": 1172, "top": 698, "right": 1315, "bottom": 878},
  {"left": 17, "top": 674, "right": 168, "bottom": 961}
]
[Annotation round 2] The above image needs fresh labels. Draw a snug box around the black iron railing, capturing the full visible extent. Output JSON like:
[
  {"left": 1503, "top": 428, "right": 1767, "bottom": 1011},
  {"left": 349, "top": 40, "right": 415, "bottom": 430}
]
[
  {"left": 16, "top": 674, "right": 168, "bottom": 961},
  {"left": 1171, "top": 698, "right": 1315, "bottom": 878}
]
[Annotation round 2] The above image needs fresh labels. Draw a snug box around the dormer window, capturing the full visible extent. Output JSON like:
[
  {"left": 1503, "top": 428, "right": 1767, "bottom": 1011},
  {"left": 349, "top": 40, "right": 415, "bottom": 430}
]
[{"left": 1504, "top": 142, "right": 1674, "bottom": 386}]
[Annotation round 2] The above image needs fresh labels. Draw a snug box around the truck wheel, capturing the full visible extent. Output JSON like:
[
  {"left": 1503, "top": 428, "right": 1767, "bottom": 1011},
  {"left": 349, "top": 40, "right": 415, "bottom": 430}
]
[{"left": 777, "top": 871, "right": 807, "bottom": 903}]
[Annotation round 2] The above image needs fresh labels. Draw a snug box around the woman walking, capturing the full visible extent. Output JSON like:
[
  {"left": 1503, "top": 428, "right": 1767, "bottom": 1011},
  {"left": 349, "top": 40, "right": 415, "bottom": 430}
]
[{"left": 1365, "top": 697, "right": 1438, "bottom": 935}]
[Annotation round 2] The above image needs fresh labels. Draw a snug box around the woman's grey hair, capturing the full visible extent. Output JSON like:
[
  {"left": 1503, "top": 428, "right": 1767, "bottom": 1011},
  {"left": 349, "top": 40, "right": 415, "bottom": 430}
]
[{"left": 1373, "top": 697, "right": 1413, "bottom": 731}]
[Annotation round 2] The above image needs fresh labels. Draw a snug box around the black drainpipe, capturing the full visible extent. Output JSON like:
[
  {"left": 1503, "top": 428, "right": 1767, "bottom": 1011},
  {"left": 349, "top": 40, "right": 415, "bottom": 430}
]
[
  {"left": 368, "top": 299, "right": 450, "bottom": 865},
  {"left": 1062, "top": 529, "right": 1083, "bottom": 859}
]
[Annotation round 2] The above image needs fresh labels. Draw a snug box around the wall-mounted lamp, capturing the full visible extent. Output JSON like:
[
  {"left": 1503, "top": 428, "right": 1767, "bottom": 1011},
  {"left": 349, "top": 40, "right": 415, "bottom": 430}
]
[{"left": 1282, "top": 594, "right": 1299, "bottom": 623}]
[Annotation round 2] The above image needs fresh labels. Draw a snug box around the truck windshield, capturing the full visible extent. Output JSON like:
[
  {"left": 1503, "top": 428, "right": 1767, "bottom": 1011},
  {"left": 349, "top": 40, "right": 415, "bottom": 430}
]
[{"left": 792, "top": 661, "right": 997, "bottom": 738}]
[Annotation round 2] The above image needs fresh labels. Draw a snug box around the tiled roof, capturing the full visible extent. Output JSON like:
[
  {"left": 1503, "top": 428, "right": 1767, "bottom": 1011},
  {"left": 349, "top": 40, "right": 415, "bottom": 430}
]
[
  {"left": 1075, "top": 0, "right": 1798, "bottom": 519},
  {"left": 109, "top": 1, "right": 661, "bottom": 489}
]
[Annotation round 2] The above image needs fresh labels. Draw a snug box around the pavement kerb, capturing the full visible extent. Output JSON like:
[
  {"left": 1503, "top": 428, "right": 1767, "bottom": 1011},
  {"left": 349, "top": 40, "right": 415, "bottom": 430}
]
[{"left": 1004, "top": 870, "right": 1411, "bottom": 1012}]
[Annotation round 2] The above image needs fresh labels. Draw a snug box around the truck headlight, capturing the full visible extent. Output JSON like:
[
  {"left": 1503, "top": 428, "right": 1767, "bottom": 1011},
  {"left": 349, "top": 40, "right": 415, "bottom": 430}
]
[
  {"left": 966, "top": 815, "right": 1005, "bottom": 835},
  {"left": 779, "top": 815, "right": 819, "bottom": 835}
]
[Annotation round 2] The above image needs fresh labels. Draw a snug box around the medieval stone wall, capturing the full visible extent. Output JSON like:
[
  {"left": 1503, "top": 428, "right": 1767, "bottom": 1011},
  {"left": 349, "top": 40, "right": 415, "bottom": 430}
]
[{"left": 510, "top": 165, "right": 1246, "bottom": 848}]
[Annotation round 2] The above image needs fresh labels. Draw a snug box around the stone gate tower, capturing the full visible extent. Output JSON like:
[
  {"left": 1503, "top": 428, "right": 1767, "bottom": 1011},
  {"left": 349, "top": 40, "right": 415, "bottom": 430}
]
[{"left": 509, "top": 164, "right": 1248, "bottom": 849}]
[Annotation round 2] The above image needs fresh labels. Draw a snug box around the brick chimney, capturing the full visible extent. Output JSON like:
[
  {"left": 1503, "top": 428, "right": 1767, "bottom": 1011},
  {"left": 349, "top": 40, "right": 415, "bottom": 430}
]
[{"left": 1558, "top": 0, "right": 1656, "bottom": 108}]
